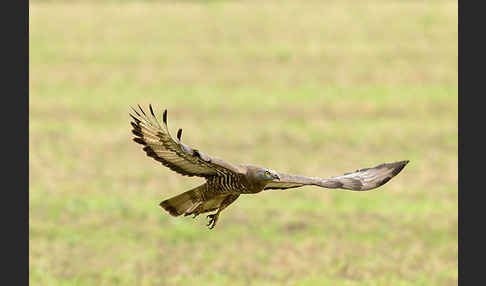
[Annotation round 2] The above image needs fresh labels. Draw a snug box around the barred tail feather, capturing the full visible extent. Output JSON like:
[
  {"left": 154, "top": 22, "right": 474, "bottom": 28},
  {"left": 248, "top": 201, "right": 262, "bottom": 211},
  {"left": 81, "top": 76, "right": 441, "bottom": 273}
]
[{"left": 159, "top": 186, "right": 204, "bottom": 217}]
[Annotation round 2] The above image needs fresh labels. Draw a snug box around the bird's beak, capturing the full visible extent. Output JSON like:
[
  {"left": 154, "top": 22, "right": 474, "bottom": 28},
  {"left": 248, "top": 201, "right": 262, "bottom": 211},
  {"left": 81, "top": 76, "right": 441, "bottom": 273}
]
[{"left": 273, "top": 174, "right": 280, "bottom": 180}]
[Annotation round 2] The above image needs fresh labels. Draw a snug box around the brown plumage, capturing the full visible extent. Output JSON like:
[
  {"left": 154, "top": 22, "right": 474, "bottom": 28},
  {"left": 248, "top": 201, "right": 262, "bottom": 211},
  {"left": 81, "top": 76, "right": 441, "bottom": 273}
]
[{"left": 130, "top": 104, "right": 409, "bottom": 229}]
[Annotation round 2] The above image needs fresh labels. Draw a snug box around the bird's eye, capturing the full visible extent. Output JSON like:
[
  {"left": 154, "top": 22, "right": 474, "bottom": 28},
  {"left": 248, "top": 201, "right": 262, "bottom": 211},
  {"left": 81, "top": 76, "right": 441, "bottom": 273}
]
[{"left": 265, "top": 171, "right": 270, "bottom": 177}]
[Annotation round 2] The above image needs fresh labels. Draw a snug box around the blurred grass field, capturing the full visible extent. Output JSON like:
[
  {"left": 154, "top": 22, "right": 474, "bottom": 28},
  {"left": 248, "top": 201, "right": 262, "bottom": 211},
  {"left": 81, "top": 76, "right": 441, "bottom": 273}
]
[{"left": 29, "top": 1, "right": 457, "bottom": 285}]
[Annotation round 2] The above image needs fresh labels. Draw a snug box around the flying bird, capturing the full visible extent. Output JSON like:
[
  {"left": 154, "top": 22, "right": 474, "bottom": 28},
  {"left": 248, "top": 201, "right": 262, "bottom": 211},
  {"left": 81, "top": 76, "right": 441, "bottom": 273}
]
[{"left": 130, "top": 105, "right": 409, "bottom": 229}]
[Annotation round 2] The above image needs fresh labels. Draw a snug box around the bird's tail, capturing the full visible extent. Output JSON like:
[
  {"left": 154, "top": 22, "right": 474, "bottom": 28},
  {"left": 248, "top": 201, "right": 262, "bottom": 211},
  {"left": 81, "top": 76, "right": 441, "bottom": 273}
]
[{"left": 159, "top": 185, "right": 205, "bottom": 217}]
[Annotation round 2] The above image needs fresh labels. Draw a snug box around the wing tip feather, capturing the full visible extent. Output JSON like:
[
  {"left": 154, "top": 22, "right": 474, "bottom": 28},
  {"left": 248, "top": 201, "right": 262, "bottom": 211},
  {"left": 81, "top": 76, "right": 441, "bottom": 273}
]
[
  {"left": 388, "top": 160, "right": 409, "bottom": 177},
  {"left": 130, "top": 106, "right": 141, "bottom": 117},
  {"left": 131, "top": 129, "right": 143, "bottom": 137},
  {"left": 163, "top": 109, "right": 168, "bottom": 125},
  {"left": 149, "top": 104, "right": 155, "bottom": 116},
  {"left": 133, "top": 137, "right": 146, "bottom": 145},
  {"left": 138, "top": 104, "right": 147, "bottom": 116},
  {"left": 129, "top": 114, "right": 141, "bottom": 124},
  {"left": 362, "top": 159, "right": 409, "bottom": 190}
]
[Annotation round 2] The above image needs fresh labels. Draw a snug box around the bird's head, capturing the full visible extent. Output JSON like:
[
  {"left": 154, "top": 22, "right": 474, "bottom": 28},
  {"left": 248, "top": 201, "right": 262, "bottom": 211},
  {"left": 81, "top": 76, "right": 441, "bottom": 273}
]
[
  {"left": 245, "top": 166, "right": 281, "bottom": 189},
  {"left": 258, "top": 168, "right": 280, "bottom": 181}
]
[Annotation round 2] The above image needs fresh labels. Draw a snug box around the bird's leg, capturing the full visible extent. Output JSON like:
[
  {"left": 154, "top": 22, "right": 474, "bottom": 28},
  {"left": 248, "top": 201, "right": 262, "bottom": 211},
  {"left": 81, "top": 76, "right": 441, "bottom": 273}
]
[
  {"left": 206, "top": 212, "right": 220, "bottom": 229},
  {"left": 206, "top": 194, "right": 240, "bottom": 230}
]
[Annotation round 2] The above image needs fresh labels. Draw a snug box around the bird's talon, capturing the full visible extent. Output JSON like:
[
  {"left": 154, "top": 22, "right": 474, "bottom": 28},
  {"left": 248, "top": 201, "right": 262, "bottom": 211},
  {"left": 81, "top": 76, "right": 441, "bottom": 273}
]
[{"left": 206, "top": 213, "right": 218, "bottom": 229}]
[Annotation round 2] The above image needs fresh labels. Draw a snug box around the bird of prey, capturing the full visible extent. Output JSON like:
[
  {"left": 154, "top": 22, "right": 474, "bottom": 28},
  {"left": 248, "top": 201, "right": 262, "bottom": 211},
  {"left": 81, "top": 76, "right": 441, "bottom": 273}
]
[{"left": 130, "top": 104, "right": 409, "bottom": 229}]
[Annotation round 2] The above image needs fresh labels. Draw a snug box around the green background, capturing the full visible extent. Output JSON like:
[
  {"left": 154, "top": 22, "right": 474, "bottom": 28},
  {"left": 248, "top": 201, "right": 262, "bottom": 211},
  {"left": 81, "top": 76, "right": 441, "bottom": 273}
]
[{"left": 30, "top": 1, "right": 457, "bottom": 285}]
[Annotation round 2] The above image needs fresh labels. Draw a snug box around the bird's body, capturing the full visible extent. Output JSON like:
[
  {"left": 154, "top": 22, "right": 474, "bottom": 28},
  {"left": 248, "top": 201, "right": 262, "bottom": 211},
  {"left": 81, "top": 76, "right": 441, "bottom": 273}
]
[
  {"left": 130, "top": 104, "right": 409, "bottom": 229},
  {"left": 159, "top": 164, "right": 281, "bottom": 228}
]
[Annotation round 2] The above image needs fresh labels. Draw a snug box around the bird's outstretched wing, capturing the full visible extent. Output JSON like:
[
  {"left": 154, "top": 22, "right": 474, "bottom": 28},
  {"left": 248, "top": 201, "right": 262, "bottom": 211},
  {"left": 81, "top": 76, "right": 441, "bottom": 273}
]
[
  {"left": 264, "top": 160, "right": 409, "bottom": 191},
  {"left": 130, "top": 105, "right": 246, "bottom": 178}
]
